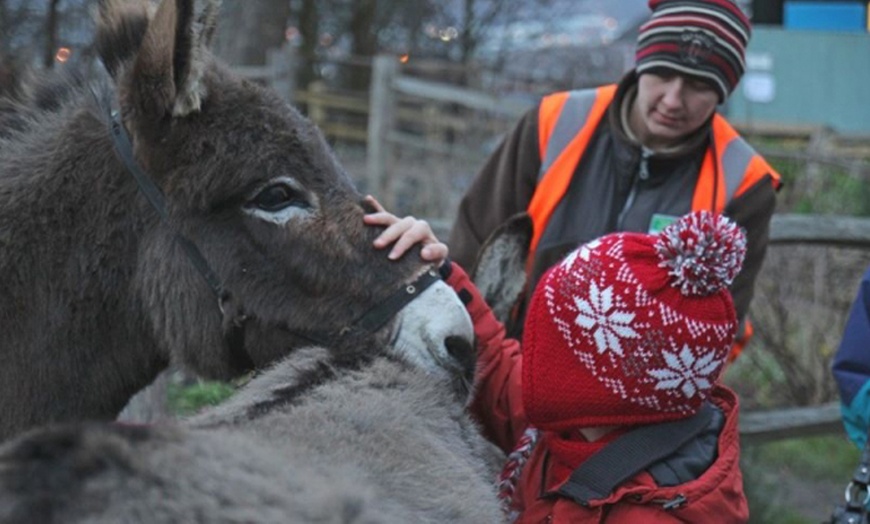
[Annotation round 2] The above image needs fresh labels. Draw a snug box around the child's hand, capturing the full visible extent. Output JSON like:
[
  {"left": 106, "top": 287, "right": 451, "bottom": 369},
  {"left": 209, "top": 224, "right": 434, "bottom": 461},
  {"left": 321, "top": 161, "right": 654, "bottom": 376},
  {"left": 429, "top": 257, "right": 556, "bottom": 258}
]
[{"left": 363, "top": 195, "right": 448, "bottom": 265}]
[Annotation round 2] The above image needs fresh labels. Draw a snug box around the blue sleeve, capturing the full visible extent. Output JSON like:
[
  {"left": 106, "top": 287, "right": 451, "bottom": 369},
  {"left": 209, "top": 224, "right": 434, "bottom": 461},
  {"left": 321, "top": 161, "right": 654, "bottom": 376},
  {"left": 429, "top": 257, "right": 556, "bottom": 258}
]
[
  {"left": 833, "top": 267, "right": 870, "bottom": 448},
  {"left": 842, "top": 381, "right": 870, "bottom": 449}
]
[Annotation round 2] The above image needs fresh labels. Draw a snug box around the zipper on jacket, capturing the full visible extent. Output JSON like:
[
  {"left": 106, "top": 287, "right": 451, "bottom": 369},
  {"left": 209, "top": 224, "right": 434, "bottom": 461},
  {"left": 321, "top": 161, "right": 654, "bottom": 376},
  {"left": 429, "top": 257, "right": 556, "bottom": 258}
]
[
  {"left": 616, "top": 147, "right": 652, "bottom": 230},
  {"left": 660, "top": 494, "right": 687, "bottom": 510}
]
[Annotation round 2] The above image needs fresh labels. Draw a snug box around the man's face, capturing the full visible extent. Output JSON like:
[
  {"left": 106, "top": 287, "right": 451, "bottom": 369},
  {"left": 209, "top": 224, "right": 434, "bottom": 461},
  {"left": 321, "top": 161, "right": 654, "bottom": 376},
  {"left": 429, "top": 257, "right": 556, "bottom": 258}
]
[{"left": 630, "top": 72, "right": 720, "bottom": 150}]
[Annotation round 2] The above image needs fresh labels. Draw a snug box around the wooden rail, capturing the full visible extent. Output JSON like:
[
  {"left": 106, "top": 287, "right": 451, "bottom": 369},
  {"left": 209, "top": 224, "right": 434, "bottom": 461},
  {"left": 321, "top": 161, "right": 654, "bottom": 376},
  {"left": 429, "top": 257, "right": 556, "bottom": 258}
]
[
  {"left": 739, "top": 401, "right": 843, "bottom": 445},
  {"left": 770, "top": 214, "right": 870, "bottom": 247}
]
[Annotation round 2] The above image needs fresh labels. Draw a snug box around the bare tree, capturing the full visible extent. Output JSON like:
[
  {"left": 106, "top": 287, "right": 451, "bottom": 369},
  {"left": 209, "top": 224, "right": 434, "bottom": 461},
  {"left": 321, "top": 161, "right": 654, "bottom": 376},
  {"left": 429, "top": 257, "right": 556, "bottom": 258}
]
[
  {"left": 456, "top": 0, "right": 501, "bottom": 65},
  {"left": 43, "top": 0, "right": 62, "bottom": 69},
  {"left": 0, "top": 0, "right": 89, "bottom": 86},
  {"left": 0, "top": 0, "right": 14, "bottom": 93}
]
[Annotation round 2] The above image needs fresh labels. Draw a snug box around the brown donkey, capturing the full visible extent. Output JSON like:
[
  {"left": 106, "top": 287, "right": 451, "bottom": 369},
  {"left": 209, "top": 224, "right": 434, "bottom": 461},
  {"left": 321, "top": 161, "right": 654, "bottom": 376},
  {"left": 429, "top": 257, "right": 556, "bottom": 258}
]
[{"left": 0, "top": 0, "right": 472, "bottom": 441}]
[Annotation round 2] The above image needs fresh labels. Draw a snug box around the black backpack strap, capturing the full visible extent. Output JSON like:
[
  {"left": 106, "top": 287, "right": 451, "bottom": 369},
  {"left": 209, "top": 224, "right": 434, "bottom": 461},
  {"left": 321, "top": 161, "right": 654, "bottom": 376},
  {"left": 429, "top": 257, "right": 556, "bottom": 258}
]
[{"left": 555, "top": 402, "right": 716, "bottom": 506}]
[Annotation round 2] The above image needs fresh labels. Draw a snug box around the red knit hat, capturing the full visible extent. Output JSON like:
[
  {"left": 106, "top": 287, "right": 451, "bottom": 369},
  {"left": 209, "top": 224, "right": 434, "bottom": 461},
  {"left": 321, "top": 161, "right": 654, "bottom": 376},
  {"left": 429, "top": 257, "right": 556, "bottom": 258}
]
[
  {"left": 635, "top": 0, "right": 751, "bottom": 102},
  {"left": 522, "top": 211, "right": 746, "bottom": 430}
]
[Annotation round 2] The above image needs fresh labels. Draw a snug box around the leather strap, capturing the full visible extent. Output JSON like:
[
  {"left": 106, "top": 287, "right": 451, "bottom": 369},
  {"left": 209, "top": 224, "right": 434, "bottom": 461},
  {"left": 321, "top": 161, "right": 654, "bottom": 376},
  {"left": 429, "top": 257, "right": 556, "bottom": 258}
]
[{"left": 106, "top": 107, "right": 253, "bottom": 371}]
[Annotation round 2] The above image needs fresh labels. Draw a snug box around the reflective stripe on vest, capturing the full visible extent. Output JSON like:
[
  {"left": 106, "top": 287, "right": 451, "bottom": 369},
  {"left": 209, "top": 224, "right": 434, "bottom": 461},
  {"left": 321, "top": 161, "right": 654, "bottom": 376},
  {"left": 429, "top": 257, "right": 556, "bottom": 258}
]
[
  {"left": 528, "top": 86, "right": 616, "bottom": 254},
  {"left": 691, "top": 115, "right": 781, "bottom": 212},
  {"left": 528, "top": 85, "right": 781, "bottom": 256}
]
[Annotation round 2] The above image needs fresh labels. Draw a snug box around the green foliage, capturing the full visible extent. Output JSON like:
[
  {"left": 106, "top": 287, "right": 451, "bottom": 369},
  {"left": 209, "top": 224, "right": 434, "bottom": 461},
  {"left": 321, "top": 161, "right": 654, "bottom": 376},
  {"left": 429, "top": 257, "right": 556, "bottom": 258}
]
[
  {"left": 756, "top": 435, "right": 860, "bottom": 483},
  {"left": 742, "top": 446, "right": 807, "bottom": 524},
  {"left": 793, "top": 168, "right": 870, "bottom": 216},
  {"left": 167, "top": 380, "right": 237, "bottom": 416},
  {"left": 761, "top": 151, "right": 870, "bottom": 216}
]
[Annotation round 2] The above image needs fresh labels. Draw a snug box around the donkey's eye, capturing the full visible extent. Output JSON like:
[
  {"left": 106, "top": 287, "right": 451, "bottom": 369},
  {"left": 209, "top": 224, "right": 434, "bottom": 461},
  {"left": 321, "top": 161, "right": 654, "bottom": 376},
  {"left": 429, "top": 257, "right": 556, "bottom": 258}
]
[
  {"left": 248, "top": 183, "right": 309, "bottom": 212},
  {"left": 243, "top": 177, "right": 316, "bottom": 226}
]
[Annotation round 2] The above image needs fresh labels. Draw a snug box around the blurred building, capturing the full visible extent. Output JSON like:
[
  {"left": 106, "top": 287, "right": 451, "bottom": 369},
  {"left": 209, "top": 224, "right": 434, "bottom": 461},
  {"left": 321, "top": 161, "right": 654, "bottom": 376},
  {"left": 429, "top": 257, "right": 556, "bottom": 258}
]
[{"left": 725, "top": 1, "right": 870, "bottom": 134}]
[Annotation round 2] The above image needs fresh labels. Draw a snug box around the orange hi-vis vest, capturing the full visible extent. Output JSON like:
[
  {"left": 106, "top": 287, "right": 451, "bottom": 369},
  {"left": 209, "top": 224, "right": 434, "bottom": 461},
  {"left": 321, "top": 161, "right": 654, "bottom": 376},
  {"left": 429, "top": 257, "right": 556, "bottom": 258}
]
[{"left": 527, "top": 85, "right": 781, "bottom": 361}]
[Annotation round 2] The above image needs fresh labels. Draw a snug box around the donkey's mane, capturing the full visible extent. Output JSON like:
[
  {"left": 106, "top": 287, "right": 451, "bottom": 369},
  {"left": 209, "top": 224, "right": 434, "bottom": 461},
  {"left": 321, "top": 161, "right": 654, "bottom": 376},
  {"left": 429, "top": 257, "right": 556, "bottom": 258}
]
[{"left": 0, "top": 67, "right": 99, "bottom": 142}]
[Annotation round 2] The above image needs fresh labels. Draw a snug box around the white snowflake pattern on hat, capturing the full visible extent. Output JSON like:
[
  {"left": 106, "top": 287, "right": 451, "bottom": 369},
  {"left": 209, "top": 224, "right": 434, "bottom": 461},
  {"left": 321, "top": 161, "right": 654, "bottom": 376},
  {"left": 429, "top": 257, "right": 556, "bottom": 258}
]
[
  {"left": 528, "top": 212, "right": 745, "bottom": 422},
  {"left": 647, "top": 344, "right": 723, "bottom": 399},
  {"left": 559, "top": 238, "right": 602, "bottom": 270},
  {"left": 573, "top": 281, "right": 639, "bottom": 357},
  {"left": 578, "top": 238, "right": 601, "bottom": 261}
]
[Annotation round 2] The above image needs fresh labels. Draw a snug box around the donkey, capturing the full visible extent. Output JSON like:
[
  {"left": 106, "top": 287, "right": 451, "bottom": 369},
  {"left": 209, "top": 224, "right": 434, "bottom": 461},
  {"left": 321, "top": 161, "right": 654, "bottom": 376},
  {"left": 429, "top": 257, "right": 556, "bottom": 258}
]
[
  {"left": 0, "top": 216, "right": 533, "bottom": 524},
  {"left": 0, "top": 0, "right": 474, "bottom": 441}
]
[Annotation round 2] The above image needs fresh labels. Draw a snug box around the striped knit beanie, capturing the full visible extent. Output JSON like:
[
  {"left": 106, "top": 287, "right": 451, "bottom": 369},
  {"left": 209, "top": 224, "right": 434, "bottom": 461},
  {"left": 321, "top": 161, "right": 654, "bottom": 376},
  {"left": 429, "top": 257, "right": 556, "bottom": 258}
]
[
  {"left": 635, "top": 0, "right": 751, "bottom": 102},
  {"left": 521, "top": 211, "right": 746, "bottom": 430}
]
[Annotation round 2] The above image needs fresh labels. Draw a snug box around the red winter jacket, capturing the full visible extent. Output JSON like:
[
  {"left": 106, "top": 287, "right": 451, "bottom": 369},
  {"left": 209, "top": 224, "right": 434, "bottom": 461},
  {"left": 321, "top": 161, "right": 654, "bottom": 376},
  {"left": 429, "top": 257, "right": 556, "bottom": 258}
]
[{"left": 444, "top": 261, "right": 749, "bottom": 523}]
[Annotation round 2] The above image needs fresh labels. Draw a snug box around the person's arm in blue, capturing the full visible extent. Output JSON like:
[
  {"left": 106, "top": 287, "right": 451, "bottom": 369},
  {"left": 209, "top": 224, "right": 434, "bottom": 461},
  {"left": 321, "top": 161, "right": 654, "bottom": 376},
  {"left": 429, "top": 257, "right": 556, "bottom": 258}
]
[{"left": 833, "top": 266, "right": 870, "bottom": 448}]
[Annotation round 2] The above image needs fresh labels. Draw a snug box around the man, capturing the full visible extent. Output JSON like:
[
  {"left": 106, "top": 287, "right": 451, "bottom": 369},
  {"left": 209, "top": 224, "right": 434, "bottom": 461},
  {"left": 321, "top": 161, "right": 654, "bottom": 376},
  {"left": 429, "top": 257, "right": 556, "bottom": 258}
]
[{"left": 449, "top": 0, "right": 781, "bottom": 358}]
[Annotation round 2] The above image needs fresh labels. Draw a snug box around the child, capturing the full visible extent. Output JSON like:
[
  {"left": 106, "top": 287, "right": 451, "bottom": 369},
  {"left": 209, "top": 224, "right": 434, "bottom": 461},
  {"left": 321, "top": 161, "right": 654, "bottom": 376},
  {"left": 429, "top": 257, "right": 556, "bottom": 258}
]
[{"left": 366, "top": 203, "right": 749, "bottom": 522}]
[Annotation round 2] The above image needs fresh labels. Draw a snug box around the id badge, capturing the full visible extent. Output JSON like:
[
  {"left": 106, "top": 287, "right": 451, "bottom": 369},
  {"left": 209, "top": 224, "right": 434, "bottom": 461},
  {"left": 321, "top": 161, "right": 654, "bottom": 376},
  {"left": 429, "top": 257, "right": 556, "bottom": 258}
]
[{"left": 648, "top": 214, "right": 678, "bottom": 234}]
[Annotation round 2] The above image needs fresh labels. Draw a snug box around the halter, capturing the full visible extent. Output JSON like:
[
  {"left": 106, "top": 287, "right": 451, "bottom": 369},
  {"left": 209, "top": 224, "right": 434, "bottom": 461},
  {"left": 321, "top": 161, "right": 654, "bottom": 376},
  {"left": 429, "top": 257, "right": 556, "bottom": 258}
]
[
  {"left": 295, "top": 267, "right": 442, "bottom": 348},
  {"left": 104, "top": 104, "right": 442, "bottom": 367}
]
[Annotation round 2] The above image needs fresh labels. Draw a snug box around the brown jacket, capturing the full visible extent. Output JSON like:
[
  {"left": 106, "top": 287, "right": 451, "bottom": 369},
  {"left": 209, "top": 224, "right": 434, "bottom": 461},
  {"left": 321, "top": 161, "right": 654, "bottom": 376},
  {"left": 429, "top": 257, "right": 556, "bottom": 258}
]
[{"left": 450, "top": 71, "right": 779, "bottom": 334}]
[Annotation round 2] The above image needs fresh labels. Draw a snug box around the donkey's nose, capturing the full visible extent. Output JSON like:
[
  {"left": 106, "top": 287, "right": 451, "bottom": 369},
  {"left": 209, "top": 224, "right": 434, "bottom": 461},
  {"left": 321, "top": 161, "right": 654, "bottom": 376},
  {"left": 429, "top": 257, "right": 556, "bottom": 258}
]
[{"left": 388, "top": 278, "right": 473, "bottom": 376}]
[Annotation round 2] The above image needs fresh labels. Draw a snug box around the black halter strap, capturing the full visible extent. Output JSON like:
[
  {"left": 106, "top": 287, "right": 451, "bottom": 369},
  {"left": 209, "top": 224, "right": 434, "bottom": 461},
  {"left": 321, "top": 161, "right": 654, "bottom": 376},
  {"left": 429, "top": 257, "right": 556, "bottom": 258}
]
[
  {"left": 109, "top": 111, "right": 228, "bottom": 300},
  {"left": 288, "top": 268, "right": 442, "bottom": 348},
  {"left": 106, "top": 108, "right": 254, "bottom": 370},
  {"left": 356, "top": 268, "right": 441, "bottom": 337}
]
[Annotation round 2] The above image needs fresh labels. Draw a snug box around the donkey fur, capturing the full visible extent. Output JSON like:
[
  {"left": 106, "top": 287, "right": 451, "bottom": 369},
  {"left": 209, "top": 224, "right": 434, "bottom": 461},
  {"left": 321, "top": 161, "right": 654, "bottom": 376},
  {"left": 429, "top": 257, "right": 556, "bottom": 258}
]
[
  {"left": 0, "top": 347, "right": 505, "bottom": 523},
  {"left": 0, "top": 0, "right": 442, "bottom": 440}
]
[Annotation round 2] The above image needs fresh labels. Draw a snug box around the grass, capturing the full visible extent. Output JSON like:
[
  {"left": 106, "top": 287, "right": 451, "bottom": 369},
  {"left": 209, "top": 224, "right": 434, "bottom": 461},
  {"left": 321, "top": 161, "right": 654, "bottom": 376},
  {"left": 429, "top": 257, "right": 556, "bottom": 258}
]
[
  {"left": 725, "top": 339, "right": 859, "bottom": 522},
  {"left": 742, "top": 435, "right": 859, "bottom": 524},
  {"left": 728, "top": 348, "right": 858, "bottom": 523},
  {"left": 167, "top": 379, "right": 237, "bottom": 416},
  {"left": 755, "top": 435, "right": 860, "bottom": 483}
]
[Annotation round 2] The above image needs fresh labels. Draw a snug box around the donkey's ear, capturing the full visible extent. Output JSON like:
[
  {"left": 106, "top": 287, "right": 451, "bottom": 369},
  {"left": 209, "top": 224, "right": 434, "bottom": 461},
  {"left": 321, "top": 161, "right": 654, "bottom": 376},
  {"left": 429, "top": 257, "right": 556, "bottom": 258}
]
[
  {"left": 470, "top": 213, "right": 532, "bottom": 326},
  {"left": 130, "top": 0, "right": 219, "bottom": 119}
]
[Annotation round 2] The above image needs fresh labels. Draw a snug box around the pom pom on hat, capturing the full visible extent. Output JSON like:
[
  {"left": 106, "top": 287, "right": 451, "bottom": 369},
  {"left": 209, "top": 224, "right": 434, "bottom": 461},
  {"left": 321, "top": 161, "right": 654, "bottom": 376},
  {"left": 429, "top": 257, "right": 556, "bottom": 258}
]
[
  {"left": 656, "top": 210, "right": 747, "bottom": 296},
  {"left": 521, "top": 211, "right": 746, "bottom": 430}
]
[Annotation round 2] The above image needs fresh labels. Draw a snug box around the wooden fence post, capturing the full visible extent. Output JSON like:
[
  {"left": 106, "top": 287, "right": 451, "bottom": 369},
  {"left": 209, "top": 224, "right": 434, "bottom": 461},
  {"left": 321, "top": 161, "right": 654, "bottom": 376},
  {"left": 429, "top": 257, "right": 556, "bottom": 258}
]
[{"left": 366, "top": 54, "right": 398, "bottom": 205}]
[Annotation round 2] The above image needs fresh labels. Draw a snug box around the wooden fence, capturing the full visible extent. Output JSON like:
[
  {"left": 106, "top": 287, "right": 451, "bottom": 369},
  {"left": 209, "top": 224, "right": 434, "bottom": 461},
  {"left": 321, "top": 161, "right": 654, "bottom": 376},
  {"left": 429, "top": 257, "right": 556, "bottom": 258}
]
[{"left": 736, "top": 213, "right": 870, "bottom": 444}]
